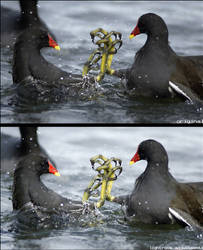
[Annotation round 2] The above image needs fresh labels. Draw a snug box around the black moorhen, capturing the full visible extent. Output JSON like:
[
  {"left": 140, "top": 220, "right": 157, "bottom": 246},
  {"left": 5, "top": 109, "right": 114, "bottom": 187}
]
[
  {"left": 115, "top": 140, "right": 203, "bottom": 229},
  {"left": 12, "top": 27, "right": 93, "bottom": 103},
  {"left": 1, "top": 0, "right": 55, "bottom": 48},
  {"left": 118, "top": 13, "right": 203, "bottom": 104},
  {"left": 13, "top": 154, "right": 83, "bottom": 215},
  {"left": 1, "top": 127, "right": 56, "bottom": 174}
]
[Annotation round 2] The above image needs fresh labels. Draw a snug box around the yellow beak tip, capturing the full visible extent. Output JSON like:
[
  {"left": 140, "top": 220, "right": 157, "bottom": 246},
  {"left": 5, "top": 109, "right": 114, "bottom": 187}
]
[
  {"left": 54, "top": 45, "right": 60, "bottom": 51},
  {"left": 129, "top": 34, "right": 134, "bottom": 39},
  {"left": 129, "top": 161, "right": 134, "bottom": 166},
  {"left": 54, "top": 172, "right": 60, "bottom": 177}
]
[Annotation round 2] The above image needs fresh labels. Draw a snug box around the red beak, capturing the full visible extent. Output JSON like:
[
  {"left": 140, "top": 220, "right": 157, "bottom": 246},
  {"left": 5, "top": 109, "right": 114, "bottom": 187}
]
[
  {"left": 48, "top": 34, "right": 60, "bottom": 51},
  {"left": 129, "top": 25, "right": 140, "bottom": 39},
  {"left": 48, "top": 161, "right": 60, "bottom": 176},
  {"left": 129, "top": 151, "right": 140, "bottom": 165}
]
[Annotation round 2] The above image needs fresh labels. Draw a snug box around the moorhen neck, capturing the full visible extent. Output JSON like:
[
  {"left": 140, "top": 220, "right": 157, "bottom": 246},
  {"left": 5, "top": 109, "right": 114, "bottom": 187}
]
[
  {"left": 118, "top": 140, "right": 203, "bottom": 228},
  {"left": 13, "top": 154, "right": 83, "bottom": 213},
  {"left": 1, "top": 0, "right": 55, "bottom": 47},
  {"left": 124, "top": 13, "right": 203, "bottom": 103}
]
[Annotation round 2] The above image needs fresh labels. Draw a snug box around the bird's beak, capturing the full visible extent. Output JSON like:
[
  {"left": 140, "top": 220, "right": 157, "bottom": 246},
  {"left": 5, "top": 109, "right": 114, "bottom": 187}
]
[
  {"left": 54, "top": 45, "right": 60, "bottom": 51},
  {"left": 48, "top": 161, "right": 60, "bottom": 176},
  {"left": 129, "top": 25, "right": 140, "bottom": 39},
  {"left": 129, "top": 34, "right": 135, "bottom": 39},
  {"left": 129, "top": 151, "right": 140, "bottom": 165},
  {"left": 48, "top": 34, "right": 60, "bottom": 51}
]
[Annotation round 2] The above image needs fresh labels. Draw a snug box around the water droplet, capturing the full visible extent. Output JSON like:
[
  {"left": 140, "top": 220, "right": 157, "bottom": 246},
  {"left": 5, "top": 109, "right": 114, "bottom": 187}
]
[{"left": 197, "top": 233, "right": 202, "bottom": 239}]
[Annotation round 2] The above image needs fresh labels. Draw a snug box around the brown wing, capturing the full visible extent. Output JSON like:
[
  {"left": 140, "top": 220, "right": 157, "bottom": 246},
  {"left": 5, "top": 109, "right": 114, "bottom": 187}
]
[
  {"left": 171, "top": 56, "right": 203, "bottom": 99},
  {"left": 171, "top": 182, "right": 203, "bottom": 225}
]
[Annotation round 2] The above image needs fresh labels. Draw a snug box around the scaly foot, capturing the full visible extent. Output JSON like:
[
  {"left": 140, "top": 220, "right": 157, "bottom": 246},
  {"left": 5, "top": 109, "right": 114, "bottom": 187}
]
[
  {"left": 83, "top": 29, "right": 122, "bottom": 82},
  {"left": 82, "top": 155, "right": 122, "bottom": 208}
]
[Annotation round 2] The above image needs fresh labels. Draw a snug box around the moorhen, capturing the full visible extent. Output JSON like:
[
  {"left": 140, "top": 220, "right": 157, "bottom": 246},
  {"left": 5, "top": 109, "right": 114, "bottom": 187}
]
[
  {"left": 12, "top": 154, "right": 83, "bottom": 215},
  {"left": 1, "top": 0, "right": 55, "bottom": 48},
  {"left": 114, "top": 140, "right": 203, "bottom": 229},
  {"left": 13, "top": 27, "right": 95, "bottom": 103},
  {"left": 1, "top": 126, "right": 56, "bottom": 174},
  {"left": 114, "top": 13, "right": 203, "bottom": 104}
]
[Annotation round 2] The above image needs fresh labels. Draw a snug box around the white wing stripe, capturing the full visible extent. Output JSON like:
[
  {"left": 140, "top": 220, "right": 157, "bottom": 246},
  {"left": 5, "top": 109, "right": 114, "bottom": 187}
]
[
  {"left": 169, "top": 81, "right": 193, "bottom": 103},
  {"left": 169, "top": 207, "right": 191, "bottom": 227}
]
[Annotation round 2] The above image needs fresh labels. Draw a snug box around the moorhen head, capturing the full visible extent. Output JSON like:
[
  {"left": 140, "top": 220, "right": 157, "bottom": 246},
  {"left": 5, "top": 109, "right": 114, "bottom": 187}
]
[
  {"left": 19, "top": 28, "right": 60, "bottom": 51},
  {"left": 12, "top": 27, "right": 64, "bottom": 85},
  {"left": 13, "top": 154, "right": 83, "bottom": 215},
  {"left": 130, "top": 139, "right": 168, "bottom": 166},
  {"left": 125, "top": 13, "right": 203, "bottom": 104},
  {"left": 130, "top": 13, "right": 169, "bottom": 42},
  {"left": 13, "top": 154, "right": 60, "bottom": 210},
  {"left": 123, "top": 139, "right": 203, "bottom": 229},
  {"left": 14, "top": 27, "right": 59, "bottom": 54}
]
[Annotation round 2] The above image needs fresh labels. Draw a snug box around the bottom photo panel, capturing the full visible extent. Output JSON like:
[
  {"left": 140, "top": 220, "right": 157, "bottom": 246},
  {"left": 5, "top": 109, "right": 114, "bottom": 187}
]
[{"left": 1, "top": 126, "right": 203, "bottom": 250}]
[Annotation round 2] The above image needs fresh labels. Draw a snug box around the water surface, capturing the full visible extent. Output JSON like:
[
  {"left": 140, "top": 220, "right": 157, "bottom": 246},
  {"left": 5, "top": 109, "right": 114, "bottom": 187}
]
[
  {"left": 1, "top": 1, "right": 203, "bottom": 123},
  {"left": 1, "top": 127, "right": 203, "bottom": 249}
]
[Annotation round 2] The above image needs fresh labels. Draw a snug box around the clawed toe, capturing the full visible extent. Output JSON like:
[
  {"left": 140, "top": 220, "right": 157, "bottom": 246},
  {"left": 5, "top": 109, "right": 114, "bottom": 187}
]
[
  {"left": 82, "top": 155, "right": 122, "bottom": 208},
  {"left": 83, "top": 28, "right": 123, "bottom": 81}
]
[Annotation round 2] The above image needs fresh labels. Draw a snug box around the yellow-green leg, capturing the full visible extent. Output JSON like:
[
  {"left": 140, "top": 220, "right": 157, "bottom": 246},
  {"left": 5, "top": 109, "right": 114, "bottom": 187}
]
[
  {"left": 82, "top": 49, "right": 102, "bottom": 77},
  {"left": 83, "top": 28, "right": 123, "bottom": 81},
  {"left": 82, "top": 155, "right": 122, "bottom": 208}
]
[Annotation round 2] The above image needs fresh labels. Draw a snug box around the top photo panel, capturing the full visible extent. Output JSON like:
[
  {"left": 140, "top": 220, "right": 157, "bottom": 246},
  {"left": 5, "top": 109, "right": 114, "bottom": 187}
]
[{"left": 1, "top": 1, "right": 203, "bottom": 124}]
